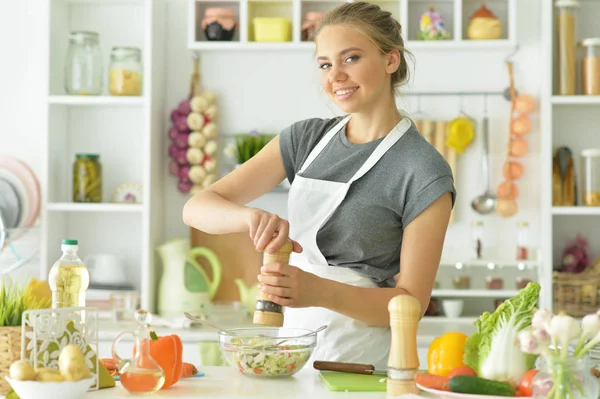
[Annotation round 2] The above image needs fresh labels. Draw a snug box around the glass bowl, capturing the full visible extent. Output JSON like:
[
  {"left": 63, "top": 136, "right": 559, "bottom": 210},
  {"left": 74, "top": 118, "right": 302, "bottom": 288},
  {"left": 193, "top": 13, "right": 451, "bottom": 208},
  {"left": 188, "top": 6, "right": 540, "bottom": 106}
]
[{"left": 218, "top": 327, "right": 317, "bottom": 378}]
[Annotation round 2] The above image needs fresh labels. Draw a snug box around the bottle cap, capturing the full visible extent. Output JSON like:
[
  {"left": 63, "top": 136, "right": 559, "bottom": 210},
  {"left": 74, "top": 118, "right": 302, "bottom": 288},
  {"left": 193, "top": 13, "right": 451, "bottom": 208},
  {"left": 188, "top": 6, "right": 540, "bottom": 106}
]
[{"left": 62, "top": 239, "right": 78, "bottom": 245}]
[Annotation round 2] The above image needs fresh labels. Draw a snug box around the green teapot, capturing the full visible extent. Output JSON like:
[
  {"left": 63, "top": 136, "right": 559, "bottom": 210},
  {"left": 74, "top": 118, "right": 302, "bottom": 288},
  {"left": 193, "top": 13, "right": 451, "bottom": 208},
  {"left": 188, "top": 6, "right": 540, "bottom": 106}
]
[
  {"left": 157, "top": 238, "right": 222, "bottom": 317},
  {"left": 234, "top": 279, "right": 260, "bottom": 315}
]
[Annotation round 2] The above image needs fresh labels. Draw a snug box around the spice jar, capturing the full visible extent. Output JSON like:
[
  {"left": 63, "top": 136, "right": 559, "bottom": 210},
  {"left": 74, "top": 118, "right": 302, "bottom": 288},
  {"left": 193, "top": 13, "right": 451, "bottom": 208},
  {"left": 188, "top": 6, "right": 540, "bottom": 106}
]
[
  {"left": 485, "top": 264, "right": 504, "bottom": 290},
  {"left": 516, "top": 221, "right": 529, "bottom": 260},
  {"left": 555, "top": 0, "right": 580, "bottom": 95},
  {"left": 73, "top": 153, "right": 102, "bottom": 203},
  {"left": 471, "top": 220, "right": 484, "bottom": 259},
  {"left": 109, "top": 47, "right": 143, "bottom": 96},
  {"left": 64, "top": 31, "right": 103, "bottom": 95},
  {"left": 582, "top": 39, "right": 600, "bottom": 95},
  {"left": 582, "top": 149, "right": 600, "bottom": 206},
  {"left": 202, "top": 8, "right": 237, "bottom": 41},
  {"left": 451, "top": 263, "right": 471, "bottom": 289},
  {"left": 301, "top": 12, "right": 324, "bottom": 41}
]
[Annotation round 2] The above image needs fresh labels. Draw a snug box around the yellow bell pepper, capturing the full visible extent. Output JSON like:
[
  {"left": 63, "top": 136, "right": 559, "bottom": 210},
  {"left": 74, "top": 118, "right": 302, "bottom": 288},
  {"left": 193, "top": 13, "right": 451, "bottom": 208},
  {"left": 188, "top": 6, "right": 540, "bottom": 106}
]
[
  {"left": 427, "top": 332, "right": 468, "bottom": 376},
  {"left": 23, "top": 278, "right": 52, "bottom": 309}
]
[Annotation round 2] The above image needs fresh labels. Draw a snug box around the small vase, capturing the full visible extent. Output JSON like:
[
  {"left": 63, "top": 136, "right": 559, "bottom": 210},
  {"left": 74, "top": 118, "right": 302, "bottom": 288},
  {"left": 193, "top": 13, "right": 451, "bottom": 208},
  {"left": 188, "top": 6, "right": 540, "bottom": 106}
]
[
  {"left": 202, "top": 8, "right": 237, "bottom": 41},
  {"left": 532, "top": 354, "right": 599, "bottom": 399}
]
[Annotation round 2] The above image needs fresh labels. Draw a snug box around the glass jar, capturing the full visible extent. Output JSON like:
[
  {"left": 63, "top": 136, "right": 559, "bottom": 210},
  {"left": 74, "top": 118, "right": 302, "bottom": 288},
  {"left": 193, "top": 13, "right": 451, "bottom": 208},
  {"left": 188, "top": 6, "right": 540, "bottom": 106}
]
[
  {"left": 471, "top": 220, "right": 484, "bottom": 259},
  {"left": 109, "top": 47, "right": 143, "bottom": 96},
  {"left": 73, "top": 153, "right": 102, "bottom": 203},
  {"left": 485, "top": 263, "right": 504, "bottom": 290},
  {"left": 582, "top": 38, "right": 600, "bottom": 95},
  {"left": 64, "top": 31, "right": 103, "bottom": 95},
  {"left": 532, "top": 355, "right": 599, "bottom": 399},
  {"left": 516, "top": 221, "right": 529, "bottom": 260},
  {"left": 451, "top": 263, "right": 471, "bottom": 289},
  {"left": 555, "top": 0, "right": 580, "bottom": 95},
  {"left": 581, "top": 149, "right": 600, "bottom": 206},
  {"left": 301, "top": 12, "right": 324, "bottom": 42}
]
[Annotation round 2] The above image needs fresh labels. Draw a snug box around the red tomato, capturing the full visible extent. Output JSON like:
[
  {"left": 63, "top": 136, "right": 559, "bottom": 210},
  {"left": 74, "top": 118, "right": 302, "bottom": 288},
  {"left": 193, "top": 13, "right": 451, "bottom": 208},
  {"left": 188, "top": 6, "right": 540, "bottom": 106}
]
[
  {"left": 518, "top": 369, "right": 539, "bottom": 397},
  {"left": 448, "top": 366, "right": 477, "bottom": 378}
]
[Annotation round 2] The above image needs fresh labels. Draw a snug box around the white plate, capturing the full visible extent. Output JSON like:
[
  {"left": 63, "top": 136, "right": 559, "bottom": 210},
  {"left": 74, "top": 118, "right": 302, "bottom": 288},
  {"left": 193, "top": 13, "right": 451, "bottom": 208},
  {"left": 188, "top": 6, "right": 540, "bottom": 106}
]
[
  {"left": 0, "top": 169, "right": 28, "bottom": 230},
  {"left": 417, "top": 383, "right": 533, "bottom": 399}
]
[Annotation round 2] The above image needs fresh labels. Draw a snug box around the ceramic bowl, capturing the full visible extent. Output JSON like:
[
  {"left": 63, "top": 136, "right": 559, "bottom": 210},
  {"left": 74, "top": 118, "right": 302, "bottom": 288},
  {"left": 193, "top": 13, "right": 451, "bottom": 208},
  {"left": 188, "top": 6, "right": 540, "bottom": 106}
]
[
  {"left": 5, "top": 377, "right": 93, "bottom": 399},
  {"left": 442, "top": 299, "right": 464, "bottom": 318},
  {"left": 218, "top": 327, "right": 316, "bottom": 378}
]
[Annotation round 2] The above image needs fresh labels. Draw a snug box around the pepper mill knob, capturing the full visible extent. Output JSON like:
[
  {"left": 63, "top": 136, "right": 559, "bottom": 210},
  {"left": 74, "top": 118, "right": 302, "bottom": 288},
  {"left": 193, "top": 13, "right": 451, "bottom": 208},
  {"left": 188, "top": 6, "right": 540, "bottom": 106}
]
[
  {"left": 387, "top": 294, "right": 422, "bottom": 397},
  {"left": 253, "top": 238, "right": 294, "bottom": 327}
]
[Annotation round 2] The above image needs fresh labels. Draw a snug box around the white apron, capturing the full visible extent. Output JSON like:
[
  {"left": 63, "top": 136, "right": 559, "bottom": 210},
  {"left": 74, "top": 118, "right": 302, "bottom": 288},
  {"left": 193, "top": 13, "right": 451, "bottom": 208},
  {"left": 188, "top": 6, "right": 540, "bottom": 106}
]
[{"left": 283, "top": 115, "right": 411, "bottom": 370}]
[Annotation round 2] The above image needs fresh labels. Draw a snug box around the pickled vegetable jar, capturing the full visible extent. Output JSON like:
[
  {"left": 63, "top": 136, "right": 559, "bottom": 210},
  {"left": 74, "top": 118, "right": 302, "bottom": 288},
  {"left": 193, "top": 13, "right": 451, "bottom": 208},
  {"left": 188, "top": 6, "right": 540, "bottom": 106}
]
[
  {"left": 582, "top": 149, "right": 600, "bottom": 206},
  {"left": 73, "top": 153, "right": 102, "bottom": 202},
  {"left": 109, "top": 47, "right": 143, "bottom": 96}
]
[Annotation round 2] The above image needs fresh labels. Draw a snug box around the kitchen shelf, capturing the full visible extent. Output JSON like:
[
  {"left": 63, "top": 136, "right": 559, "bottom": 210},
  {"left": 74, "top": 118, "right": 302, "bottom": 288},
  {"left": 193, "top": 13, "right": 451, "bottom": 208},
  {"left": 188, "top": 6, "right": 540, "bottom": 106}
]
[
  {"left": 551, "top": 207, "right": 600, "bottom": 216},
  {"left": 188, "top": 0, "right": 516, "bottom": 50},
  {"left": 421, "top": 316, "right": 478, "bottom": 324},
  {"left": 48, "top": 95, "right": 147, "bottom": 106},
  {"left": 47, "top": 203, "right": 144, "bottom": 212},
  {"left": 431, "top": 289, "right": 520, "bottom": 298},
  {"left": 439, "top": 259, "right": 538, "bottom": 268},
  {"left": 551, "top": 96, "right": 600, "bottom": 105}
]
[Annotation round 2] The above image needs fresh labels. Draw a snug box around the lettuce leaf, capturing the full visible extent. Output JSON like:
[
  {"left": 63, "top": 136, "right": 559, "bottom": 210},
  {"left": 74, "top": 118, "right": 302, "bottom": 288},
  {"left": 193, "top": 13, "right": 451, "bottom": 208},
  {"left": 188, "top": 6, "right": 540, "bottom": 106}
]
[{"left": 463, "top": 282, "right": 540, "bottom": 385}]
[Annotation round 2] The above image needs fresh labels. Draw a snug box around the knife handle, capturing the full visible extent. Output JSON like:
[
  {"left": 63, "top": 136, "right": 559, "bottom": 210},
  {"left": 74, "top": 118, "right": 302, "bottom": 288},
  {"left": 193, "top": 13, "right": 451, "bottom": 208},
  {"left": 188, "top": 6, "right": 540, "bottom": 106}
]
[{"left": 313, "top": 361, "right": 374, "bottom": 375}]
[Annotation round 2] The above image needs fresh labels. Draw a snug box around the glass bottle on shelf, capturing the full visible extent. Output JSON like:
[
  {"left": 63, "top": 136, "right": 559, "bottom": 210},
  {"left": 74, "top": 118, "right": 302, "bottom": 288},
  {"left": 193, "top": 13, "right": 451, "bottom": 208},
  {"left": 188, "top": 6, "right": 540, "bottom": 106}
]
[
  {"left": 581, "top": 149, "right": 600, "bottom": 206},
  {"left": 471, "top": 220, "right": 484, "bottom": 259},
  {"left": 48, "top": 239, "right": 90, "bottom": 308},
  {"left": 485, "top": 263, "right": 504, "bottom": 290},
  {"left": 516, "top": 221, "right": 529, "bottom": 260},
  {"left": 515, "top": 262, "right": 536, "bottom": 290},
  {"left": 582, "top": 38, "right": 600, "bottom": 95},
  {"left": 64, "top": 31, "right": 103, "bottom": 95},
  {"left": 555, "top": 0, "right": 580, "bottom": 95},
  {"left": 109, "top": 47, "right": 143, "bottom": 96}
]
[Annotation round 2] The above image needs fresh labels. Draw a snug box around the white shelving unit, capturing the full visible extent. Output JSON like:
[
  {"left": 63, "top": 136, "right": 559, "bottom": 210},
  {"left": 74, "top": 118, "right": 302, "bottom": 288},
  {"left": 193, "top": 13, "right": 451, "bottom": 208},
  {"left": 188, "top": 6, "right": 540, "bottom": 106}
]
[
  {"left": 41, "top": 0, "right": 167, "bottom": 312},
  {"left": 541, "top": 0, "right": 600, "bottom": 314},
  {"left": 188, "top": 0, "right": 517, "bottom": 51}
]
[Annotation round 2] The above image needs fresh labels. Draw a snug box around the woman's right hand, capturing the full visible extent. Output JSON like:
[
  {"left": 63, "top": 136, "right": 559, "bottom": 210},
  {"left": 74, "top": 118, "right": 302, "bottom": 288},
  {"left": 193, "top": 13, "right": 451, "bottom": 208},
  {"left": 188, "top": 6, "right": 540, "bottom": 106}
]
[{"left": 247, "top": 208, "right": 302, "bottom": 254}]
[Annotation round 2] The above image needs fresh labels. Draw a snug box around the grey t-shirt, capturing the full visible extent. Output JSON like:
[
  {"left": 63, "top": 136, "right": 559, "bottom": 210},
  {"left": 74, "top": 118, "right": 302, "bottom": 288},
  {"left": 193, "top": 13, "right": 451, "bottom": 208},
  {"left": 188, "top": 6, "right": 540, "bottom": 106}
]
[{"left": 279, "top": 116, "right": 456, "bottom": 288}]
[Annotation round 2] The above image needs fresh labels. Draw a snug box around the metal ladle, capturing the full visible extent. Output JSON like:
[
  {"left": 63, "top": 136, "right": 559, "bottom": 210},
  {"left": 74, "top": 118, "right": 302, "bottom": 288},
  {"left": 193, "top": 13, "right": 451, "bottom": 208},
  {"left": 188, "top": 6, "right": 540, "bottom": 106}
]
[{"left": 471, "top": 114, "right": 497, "bottom": 214}]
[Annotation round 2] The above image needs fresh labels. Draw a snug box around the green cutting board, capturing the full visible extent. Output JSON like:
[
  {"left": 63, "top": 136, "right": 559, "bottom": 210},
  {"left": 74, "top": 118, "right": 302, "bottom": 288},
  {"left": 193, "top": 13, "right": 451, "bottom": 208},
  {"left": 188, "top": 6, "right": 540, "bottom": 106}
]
[{"left": 319, "top": 371, "right": 387, "bottom": 392}]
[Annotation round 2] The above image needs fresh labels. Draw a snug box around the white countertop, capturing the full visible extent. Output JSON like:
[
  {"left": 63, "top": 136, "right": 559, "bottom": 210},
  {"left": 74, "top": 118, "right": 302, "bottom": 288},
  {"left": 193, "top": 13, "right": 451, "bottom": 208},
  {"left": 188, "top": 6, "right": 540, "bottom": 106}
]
[{"left": 85, "top": 366, "right": 432, "bottom": 399}]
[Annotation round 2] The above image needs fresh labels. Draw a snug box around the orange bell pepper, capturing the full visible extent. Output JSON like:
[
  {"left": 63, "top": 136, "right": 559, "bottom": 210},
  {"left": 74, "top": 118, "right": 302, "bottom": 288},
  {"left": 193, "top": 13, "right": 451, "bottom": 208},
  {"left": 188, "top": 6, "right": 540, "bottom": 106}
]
[
  {"left": 149, "top": 331, "right": 183, "bottom": 389},
  {"left": 427, "top": 332, "right": 468, "bottom": 377}
]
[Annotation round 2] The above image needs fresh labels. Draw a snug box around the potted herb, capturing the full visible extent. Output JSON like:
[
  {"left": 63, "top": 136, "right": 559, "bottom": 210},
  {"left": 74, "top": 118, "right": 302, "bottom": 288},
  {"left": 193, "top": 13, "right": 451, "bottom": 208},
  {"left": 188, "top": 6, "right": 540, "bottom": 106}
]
[
  {"left": 0, "top": 278, "right": 51, "bottom": 394},
  {"left": 224, "top": 130, "right": 275, "bottom": 166}
]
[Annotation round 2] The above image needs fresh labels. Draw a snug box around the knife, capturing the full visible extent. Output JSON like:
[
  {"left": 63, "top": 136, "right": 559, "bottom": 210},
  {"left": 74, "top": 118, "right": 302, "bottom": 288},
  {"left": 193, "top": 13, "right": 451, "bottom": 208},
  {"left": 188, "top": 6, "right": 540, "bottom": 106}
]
[{"left": 313, "top": 361, "right": 388, "bottom": 376}]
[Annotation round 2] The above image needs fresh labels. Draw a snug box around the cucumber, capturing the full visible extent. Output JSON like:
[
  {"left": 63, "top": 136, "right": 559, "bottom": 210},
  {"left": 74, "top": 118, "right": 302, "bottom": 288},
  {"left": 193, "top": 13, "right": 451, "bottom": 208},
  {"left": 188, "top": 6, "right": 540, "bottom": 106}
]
[{"left": 448, "top": 375, "right": 516, "bottom": 397}]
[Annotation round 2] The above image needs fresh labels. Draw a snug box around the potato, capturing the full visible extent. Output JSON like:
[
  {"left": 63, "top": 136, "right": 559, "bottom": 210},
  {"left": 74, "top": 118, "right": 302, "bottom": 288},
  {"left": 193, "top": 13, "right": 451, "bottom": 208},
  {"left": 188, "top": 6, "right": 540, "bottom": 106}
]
[
  {"left": 58, "top": 344, "right": 91, "bottom": 381},
  {"left": 35, "top": 367, "right": 60, "bottom": 375},
  {"left": 9, "top": 360, "right": 36, "bottom": 381},
  {"left": 36, "top": 371, "right": 65, "bottom": 382}
]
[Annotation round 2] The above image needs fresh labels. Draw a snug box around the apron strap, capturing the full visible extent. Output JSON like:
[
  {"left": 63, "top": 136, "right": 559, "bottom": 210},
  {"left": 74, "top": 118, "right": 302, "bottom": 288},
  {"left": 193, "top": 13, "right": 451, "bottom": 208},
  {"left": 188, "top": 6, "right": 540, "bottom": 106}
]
[
  {"left": 298, "top": 115, "right": 351, "bottom": 174},
  {"left": 348, "top": 118, "right": 411, "bottom": 184}
]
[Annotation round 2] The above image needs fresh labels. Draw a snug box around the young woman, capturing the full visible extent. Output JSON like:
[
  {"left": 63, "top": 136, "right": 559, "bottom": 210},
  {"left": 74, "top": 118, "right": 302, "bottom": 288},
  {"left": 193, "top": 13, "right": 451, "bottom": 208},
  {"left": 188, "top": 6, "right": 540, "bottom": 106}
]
[{"left": 183, "top": 1, "right": 455, "bottom": 368}]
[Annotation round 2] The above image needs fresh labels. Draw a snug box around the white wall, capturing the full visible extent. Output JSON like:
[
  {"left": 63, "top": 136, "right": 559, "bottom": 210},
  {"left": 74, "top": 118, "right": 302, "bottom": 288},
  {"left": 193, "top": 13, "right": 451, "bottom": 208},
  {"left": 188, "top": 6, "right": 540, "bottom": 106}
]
[
  {"left": 0, "top": 0, "right": 542, "bottom": 280},
  {"left": 162, "top": 0, "right": 543, "bottom": 261}
]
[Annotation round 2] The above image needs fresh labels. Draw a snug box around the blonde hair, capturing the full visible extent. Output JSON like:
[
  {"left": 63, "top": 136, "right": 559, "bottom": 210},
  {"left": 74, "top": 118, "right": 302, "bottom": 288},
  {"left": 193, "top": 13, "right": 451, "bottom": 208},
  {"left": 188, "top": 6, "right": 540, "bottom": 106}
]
[{"left": 315, "top": 1, "right": 411, "bottom": 92}]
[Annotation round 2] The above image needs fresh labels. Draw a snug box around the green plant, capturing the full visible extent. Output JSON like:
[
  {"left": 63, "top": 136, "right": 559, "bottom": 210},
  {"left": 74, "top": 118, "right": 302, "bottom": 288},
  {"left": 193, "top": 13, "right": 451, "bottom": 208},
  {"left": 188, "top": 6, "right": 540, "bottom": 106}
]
[
  {"left": 0, "top": 278, "right": 50, "bottom": 327},
  {"left": 233, "top": 131, "right": 275, "bottom": 164}
]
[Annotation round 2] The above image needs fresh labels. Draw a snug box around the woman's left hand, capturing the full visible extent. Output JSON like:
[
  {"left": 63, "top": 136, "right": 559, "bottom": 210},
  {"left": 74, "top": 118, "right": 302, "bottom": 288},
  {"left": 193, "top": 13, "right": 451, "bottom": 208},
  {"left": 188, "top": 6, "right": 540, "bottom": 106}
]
[{"left": 258, "top": 263, "right": 322, "bottom": 308}]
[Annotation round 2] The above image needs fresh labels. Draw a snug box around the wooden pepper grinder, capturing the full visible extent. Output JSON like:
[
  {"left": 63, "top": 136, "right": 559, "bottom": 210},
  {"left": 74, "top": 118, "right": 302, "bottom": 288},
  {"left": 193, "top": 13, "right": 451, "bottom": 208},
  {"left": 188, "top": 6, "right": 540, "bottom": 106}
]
[
  {"left": 253, "top": 238, "right": 294, "bottom": 327},
  {"left": 387, "top": 295, "right": 422, "bottom": 397}
]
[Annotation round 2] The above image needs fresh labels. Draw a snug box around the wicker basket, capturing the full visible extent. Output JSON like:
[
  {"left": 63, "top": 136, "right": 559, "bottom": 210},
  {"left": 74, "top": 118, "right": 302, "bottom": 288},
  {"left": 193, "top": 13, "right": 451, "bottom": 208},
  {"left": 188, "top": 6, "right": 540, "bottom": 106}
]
[
  {"left": 0, "top": 326, "right": 22, "bottom": 394},
  {"left": 553, "top": 258, "right": 600, "bottom": 317}
]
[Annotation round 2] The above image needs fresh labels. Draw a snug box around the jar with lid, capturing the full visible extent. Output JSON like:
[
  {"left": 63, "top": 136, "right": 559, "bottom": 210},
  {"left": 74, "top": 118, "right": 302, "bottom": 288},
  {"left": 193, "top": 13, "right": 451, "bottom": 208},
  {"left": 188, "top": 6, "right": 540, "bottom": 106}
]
[
  {"left": 555, "top": 0, "right": 580, "bottom": 95},
  {"left": 64, "top": 31, "right": 103, "bottom": 95},
  {"left": 516, "top": 221, "right": 529, "bottom": 260},
  {"left": 471, "top": 220, "right": 484, "bottom": 259},
  {"left": 73, "top": 153, "right": 102, "bottom": 203},
  {"left": 301, "top": 12, "right": 324, "bottom": 41},
  {"left": 202, "top": 8, "right": 237, "bottom": 41},
  {"left": 109, "top": 47, "right": 143, "bottom": 96},
  {"left": 451, "top": 263, "right": 471, "bottom": 289},
  {"left": 582, "top": 39, "right": 600, "bottom": 95},
  {"left": 582, "top": 149, "right": 600, "bottom": 206},
  {"left": 485, "top": 263, "right": 504, "bottom": 290}
]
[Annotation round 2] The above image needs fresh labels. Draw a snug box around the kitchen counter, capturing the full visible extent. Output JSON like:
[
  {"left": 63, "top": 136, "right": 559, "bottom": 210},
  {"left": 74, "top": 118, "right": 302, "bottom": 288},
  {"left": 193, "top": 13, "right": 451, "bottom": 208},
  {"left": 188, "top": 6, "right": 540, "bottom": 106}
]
[{"left": 85, "top": 366, "right": 433, "bottom": 399}]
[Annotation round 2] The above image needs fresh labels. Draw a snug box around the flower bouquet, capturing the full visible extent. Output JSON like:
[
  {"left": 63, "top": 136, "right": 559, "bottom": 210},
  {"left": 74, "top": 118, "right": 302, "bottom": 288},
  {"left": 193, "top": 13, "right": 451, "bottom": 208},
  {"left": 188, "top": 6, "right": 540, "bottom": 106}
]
[{"left": 518, "top": 309, "right": 600, "bottom": 399}]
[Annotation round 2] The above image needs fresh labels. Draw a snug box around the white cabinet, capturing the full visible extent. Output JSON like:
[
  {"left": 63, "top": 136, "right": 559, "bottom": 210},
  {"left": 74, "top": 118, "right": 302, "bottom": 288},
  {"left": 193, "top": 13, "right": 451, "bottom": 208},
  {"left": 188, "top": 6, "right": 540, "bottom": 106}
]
[
  {"left": 187, "top": 0, "right": 517, "bottom": 51},
  {"left": 41, "top": 0, "right": 167, "bottom": 311}
]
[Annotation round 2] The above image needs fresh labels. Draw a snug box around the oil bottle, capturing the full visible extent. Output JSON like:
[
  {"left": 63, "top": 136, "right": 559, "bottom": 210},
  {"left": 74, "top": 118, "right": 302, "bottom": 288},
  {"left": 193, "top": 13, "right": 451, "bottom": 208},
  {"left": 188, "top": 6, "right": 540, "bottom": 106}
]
[{"left": 48, "top": 239, "right": 90, "bottom": 308}]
